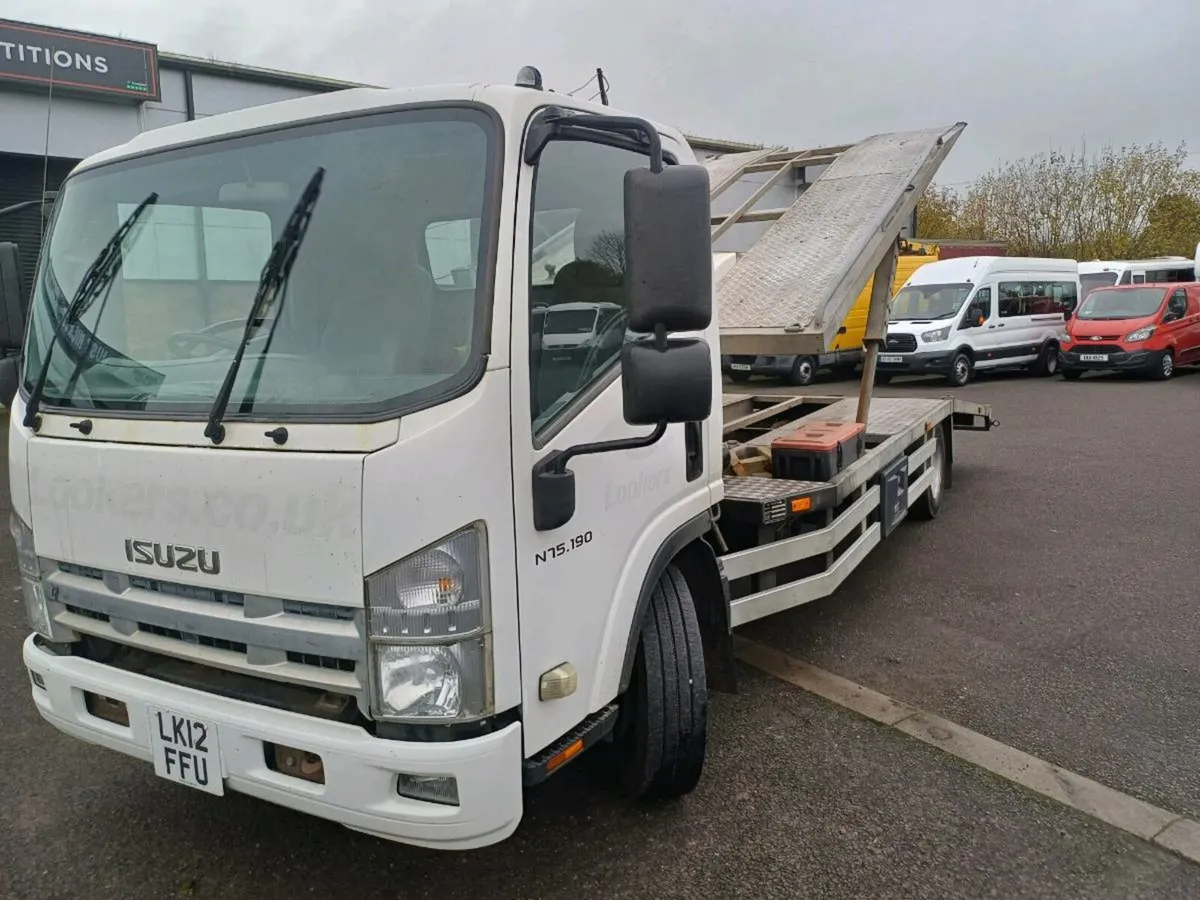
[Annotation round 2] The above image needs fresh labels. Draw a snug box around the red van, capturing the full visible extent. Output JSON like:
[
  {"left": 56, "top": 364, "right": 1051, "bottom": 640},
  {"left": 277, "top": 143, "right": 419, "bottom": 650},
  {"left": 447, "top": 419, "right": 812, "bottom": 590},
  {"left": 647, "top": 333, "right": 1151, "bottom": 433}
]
[{"left": 1059, "top": 283, "right": 1200, "bottom": 379}]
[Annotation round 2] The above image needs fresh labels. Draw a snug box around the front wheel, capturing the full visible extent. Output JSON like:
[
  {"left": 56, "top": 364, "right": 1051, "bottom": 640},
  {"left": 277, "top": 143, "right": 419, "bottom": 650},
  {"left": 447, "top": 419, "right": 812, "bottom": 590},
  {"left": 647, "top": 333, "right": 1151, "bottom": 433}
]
[
  {"left": 614, "top": 565, "right": 709, "bottom": 799},
  {"left": 1152, "top": 350, "right": 1174, "bottom": 381},
  {"left": 789, "top": 356, "right": 817, "bottom": 387},
  {"left": 946, "top": 352, "right": 973, "bottom": 387}
]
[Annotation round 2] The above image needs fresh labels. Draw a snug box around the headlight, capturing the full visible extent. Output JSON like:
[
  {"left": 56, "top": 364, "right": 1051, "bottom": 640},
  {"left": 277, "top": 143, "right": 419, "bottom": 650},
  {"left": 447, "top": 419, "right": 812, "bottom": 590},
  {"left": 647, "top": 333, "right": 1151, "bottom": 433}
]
[
  {"left": 1058, "top": 329, "right": 1072, "bottom": 344},
  {"left": 1125, "top": 326, "right": 1155, "bottom": 343},
  {"left": 920, "top": 326, "right": 951, "bottom": 343},
  {"left": 366, "top": 523, "right": 492, "bottom": 722},
  {"left": 10, "top": 512, "right": 53, "bottom": 640}
]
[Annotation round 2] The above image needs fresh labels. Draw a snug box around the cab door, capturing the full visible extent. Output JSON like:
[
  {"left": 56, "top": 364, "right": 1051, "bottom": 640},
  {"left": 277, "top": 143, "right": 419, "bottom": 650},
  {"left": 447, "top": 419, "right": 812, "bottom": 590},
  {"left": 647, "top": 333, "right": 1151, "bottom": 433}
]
[{"left": 507, "top": 128, "right": 711, "bottom": 756}]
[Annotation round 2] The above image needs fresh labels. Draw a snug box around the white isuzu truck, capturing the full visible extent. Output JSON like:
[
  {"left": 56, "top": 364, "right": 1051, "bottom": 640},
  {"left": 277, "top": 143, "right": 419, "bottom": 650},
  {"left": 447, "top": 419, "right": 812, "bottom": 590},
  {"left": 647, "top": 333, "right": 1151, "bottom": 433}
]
[{"left": 0, "top": 70, "right": 991, "bottom": 850}]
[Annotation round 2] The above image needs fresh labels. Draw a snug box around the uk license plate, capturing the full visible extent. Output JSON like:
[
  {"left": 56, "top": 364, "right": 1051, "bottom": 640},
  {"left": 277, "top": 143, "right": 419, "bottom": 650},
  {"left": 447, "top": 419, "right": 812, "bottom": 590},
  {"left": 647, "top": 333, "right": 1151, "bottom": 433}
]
[
  {"left": 1080, "top": 353, "right": 1109, "bottom": 362},
  {"left": 731, "top": 363, "right": 751, "bottom": 371},
  {"left": 149, "top": 707, "right": 223, "bottom": 795},
  {"left": 878, "top": 355, "right": 903, "bottom": 364}
]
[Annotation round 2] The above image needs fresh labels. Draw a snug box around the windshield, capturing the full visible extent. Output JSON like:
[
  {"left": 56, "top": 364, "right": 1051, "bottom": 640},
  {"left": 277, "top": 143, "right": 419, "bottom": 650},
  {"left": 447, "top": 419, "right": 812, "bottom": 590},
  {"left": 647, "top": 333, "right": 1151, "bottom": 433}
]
[
  {"left": 23, "top": 106, "right": 498, "bottom": 419},
  {"left": 889, "top": 283, "right": 973, "bottom": 321},
  {"left": 1076, "top": 287, "right": 1165, "bottom": 320},
  {"left": 544, "top": 309, "right": 599, "bottom": 335},
  {"left": 1080, "top": 271, "right": 1118, "bottom": 299}
]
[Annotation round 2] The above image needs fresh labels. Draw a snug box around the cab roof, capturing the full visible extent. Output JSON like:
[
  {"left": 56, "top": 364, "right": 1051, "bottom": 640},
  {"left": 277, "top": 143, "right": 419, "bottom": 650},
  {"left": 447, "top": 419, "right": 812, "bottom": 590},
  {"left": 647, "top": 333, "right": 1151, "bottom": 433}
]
[
  {"left": 907, "top": 255, "right": 1079, "bottom": 285},
  {"left": 73, "top": 83, "right": 691, "bottom": 174}
]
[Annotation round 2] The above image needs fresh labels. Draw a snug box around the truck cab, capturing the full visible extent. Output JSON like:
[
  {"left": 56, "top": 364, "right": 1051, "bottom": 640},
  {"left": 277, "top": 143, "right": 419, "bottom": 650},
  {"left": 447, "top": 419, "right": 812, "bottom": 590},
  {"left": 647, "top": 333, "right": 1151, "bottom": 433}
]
[{"left": 1, "top": 81, "right": 722, "bottom": 850}]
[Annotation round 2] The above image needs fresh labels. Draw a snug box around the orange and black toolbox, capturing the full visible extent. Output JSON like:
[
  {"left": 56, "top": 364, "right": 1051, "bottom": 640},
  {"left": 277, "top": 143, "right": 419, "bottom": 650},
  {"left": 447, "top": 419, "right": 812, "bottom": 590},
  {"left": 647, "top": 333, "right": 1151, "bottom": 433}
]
[{"left": 770, "top": 420, "right": 866, "bottom": 482}]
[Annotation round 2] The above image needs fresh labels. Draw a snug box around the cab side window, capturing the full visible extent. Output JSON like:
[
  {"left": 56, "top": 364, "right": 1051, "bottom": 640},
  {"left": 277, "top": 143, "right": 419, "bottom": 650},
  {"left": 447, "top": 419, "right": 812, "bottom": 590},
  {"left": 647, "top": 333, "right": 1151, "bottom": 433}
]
[
  {"left": 1165, "top": 289, "right": 1189, "bottom": 321},
  {"left": 528, "top": 140, "right": 649, "bottom": 434},
  {"left": 964, "top": 287, "right": 992, "bottom": 325}
]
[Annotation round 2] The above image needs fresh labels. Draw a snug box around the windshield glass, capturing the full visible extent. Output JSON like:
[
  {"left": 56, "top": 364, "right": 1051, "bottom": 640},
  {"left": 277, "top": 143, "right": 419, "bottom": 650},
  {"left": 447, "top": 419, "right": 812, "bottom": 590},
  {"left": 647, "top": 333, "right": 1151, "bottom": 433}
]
[
  {"left": 889, "top": 283, "right": 973, "bottom": 321},
  {"left": 1080, "top": 271, "right": 1118, "bottom": 299},
  {"left": 23, "top": 106, "right": 497, "bottom": 419},
  {"left": 1076, "top": 287, "right": 1166, "bottom": 320}
]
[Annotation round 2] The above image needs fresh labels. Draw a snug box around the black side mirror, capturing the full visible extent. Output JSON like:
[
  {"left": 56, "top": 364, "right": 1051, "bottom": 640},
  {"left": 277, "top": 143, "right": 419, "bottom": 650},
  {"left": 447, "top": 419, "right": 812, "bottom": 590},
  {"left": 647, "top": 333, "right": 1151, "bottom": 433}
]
[
  {"left": 0, "top": 242, "right": 27, "bottom": 352},
  {"left": 620, "top": 165, "right": 714, "bottom": 426}
]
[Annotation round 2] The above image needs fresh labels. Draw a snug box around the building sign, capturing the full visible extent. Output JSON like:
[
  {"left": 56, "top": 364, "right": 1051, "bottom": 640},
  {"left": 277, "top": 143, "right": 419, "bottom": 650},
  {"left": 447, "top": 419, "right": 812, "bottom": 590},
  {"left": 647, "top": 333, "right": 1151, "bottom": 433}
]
[{"left": 0, "top": 18, "right": 159, "bottom": 102}]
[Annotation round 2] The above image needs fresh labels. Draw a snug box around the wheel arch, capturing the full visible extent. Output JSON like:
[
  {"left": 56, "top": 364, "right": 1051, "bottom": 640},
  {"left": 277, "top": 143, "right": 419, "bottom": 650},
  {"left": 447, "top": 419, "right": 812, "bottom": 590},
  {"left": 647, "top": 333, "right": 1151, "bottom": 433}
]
[{"left": 616, "top": 512, "right": 737, "bottom": 697}]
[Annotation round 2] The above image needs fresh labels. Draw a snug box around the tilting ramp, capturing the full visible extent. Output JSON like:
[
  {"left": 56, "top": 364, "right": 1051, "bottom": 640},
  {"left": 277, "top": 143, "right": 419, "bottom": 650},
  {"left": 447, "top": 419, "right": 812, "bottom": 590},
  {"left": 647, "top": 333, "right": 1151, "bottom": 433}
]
[{"left": 715, "top": 123, "right": 966, "bottom": 356}]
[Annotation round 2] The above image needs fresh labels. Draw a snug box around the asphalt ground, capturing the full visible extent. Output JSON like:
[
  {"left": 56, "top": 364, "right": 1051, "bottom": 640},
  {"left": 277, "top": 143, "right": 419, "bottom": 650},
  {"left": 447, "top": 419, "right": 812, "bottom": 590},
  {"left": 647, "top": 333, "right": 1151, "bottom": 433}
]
[{"left": 2, "top": 366, "right": 1199, "bottom": 899}]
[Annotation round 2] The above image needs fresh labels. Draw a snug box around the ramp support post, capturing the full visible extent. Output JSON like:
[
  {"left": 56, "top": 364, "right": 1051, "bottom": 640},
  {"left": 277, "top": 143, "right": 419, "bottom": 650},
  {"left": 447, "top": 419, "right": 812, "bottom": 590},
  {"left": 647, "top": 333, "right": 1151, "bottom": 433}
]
[{"left": 855, "top": 239, "right": 899, "bottom": 425}]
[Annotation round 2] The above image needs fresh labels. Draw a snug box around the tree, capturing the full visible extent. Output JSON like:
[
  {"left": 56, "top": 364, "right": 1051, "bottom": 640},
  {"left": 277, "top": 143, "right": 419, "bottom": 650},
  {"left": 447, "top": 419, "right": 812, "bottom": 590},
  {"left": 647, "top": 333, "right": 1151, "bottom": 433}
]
[
  {"left": 916, "top": 142, "right": 1200, "bottom": 259},
  {"left": 915, "top": 185, "right": 963, "bottom": 239},
  {"left": 1136, "top": 191, "right": 1200, "bottom": 258}
]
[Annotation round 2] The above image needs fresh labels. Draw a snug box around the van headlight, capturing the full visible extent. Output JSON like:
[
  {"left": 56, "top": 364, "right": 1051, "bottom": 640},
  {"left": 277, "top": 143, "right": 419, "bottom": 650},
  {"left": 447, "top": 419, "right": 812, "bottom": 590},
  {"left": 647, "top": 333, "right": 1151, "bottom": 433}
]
[
  {"left": 1125, "top": 326, "right": 1155, "bottom": 343},
  {"left": 920, "top": 326, "right": 951, "bottom": 343},
  {"left": 366, "top": 523, "right": 492, "bottom": 722},
  {"left": 10, "top": 512, "right": 53, "bottom": 640}
]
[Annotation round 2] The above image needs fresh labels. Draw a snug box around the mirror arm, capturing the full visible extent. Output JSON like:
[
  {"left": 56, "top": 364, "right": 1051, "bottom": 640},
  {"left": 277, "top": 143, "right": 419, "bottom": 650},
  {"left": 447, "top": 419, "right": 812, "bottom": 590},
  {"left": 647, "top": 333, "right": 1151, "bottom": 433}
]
[
  {"left": 539, "top": 421, "right": 668, "bottom": 477},
  {"left": 531, "top": 422, "right": 668, "bottom": 532}
]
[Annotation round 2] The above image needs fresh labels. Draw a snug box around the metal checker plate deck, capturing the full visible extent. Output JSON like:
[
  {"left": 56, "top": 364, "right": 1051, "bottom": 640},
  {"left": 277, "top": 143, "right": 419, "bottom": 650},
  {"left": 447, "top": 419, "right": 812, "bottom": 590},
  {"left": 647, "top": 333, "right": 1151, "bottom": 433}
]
[
  {"left": 716, "top": 126, "right": 960, "bottom": 334},
  {"left": 744, "top": 397, "right": 947, "bottom": 449},
  {"left": 722, "top": 475, "right": 830, "bottom": 525}
]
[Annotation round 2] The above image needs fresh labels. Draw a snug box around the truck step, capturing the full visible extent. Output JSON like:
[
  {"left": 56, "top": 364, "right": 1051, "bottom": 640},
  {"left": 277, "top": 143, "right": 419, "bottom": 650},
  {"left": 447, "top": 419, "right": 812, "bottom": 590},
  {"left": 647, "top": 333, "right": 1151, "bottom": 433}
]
[{"left": 523, "top": 703, "right": 619, "bottom": 786}]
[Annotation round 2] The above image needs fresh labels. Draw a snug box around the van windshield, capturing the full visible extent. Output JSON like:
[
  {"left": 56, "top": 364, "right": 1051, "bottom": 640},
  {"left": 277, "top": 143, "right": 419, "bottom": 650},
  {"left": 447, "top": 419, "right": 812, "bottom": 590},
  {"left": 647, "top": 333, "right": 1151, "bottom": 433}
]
[
  {"left": 22, "top": 106, "right": 498, "bottom": 420},
  {"left": 1080, "top": 271, "right": 1118, "bottom": 299},
  {"left": 1076, "top": 287, "right": 1166, "bottom": 320},
  {"left": 889, "top": 283, "right": 973, "bottom": 321}
]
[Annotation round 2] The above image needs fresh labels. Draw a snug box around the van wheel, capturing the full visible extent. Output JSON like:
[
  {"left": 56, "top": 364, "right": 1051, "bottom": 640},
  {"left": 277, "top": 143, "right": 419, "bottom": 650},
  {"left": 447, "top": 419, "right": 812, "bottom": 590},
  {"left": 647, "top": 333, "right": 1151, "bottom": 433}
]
[
  {"left": 1033, "top": 344, "right": 1059, "bottom": 376},
  {"left": 946, "top": 352, "right": 972, "bottom": 387},
  {"left": 910, "top": 426, "right": 946, "bottom": 521},
  {"left": 614, "top": 564, "right": 708, "bottom": 799},
  {"left": 1153, "top": 350, "right": 1174, "bottom": 381},
  {"left": 789, "top": 356, "right": 817, "bottom": 387}
]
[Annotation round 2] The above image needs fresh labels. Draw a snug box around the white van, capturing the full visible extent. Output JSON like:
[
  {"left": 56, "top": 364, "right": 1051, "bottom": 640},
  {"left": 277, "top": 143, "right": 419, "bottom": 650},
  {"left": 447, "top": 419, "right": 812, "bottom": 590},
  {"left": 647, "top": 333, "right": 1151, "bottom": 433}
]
[
  {"left": 877, "top": 256, "right": 1080, "bottom": 386},
  {"left": 1079, "top": 258, "right": 1196, "bottom": 300}
]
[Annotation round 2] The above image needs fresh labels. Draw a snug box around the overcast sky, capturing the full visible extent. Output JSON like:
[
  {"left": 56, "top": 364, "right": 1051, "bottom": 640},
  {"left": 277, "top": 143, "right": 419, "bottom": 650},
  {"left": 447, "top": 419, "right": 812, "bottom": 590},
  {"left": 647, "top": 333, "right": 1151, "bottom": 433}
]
[{"left": 7, "top": 0, "right": 1200, "bottom": 185}]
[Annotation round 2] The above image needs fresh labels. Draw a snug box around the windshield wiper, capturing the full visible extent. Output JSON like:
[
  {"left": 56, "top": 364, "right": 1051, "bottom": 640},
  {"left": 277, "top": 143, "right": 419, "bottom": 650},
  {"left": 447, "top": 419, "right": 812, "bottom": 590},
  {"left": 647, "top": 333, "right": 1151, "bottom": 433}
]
[
  {"left": 23, "top": 193, "right": 158, "bottom": 429},
  {"left": 203, "top": 167, "right": 325, "bottom": 444}
]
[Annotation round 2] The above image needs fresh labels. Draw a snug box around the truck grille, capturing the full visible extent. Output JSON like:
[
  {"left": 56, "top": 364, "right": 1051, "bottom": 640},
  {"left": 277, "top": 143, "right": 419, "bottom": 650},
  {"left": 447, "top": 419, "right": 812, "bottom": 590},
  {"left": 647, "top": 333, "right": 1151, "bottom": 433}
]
[
  {"left": 46, "top": 562, "right": 365, "bottom": 706},
  {"left": 884, "top": 333, "right": 918, "bottom": 353}
]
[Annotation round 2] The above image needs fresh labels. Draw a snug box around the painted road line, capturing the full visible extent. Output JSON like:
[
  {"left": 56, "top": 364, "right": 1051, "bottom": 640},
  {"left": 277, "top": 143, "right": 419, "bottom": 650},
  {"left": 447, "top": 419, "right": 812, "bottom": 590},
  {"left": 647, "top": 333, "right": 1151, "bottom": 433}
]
[{"left": 736, "top": 639, "right": 1200, "bottom": 866}]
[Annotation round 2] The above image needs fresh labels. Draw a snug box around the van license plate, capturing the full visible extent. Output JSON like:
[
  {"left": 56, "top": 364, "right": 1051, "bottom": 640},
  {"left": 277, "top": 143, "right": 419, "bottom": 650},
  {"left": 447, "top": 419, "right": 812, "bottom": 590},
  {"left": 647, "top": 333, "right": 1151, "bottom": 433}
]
[
  {"left": 149, "top": 707, "right": 223, "bottom": 795},
  {"left": 1080, "top": 353, "right": 1109, "bottom": 362},
  {"left": 731, "top": 363, "right": 751, "bottom": 371},
  {"left": 878, "top": 355, "right": 903, "bottom": 364}
]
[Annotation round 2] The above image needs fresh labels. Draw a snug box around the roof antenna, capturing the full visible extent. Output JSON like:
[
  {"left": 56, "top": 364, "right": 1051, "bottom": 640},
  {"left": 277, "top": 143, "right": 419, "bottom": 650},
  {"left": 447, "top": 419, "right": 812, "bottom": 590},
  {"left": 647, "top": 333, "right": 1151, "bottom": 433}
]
[
  {"left": 596, "top": 68, "right": 609, "bottom": 106},
  {"left": 38, "top": 48, "right": 57, "bottom": 260}
]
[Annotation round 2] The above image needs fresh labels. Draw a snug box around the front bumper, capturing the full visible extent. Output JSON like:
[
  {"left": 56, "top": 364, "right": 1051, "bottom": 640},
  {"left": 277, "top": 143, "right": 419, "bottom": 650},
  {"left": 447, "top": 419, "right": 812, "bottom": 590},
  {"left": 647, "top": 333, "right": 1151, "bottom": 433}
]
[
  {"left": 23, "top": 635, "right": 523, "bottom": 850},
  {"left": 875, "top": 349, "right": 954, "bottom": 375},
  {"left": 1060, "top": 348, "right": 1153, "bottom": 372}
]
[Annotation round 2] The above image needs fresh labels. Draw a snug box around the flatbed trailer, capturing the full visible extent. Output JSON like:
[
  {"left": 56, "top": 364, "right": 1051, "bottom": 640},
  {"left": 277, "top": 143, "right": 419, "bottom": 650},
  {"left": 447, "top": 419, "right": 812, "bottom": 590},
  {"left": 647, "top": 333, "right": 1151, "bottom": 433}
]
[{"left": 716, "top": 392, "right": 993, "bottom": 626}]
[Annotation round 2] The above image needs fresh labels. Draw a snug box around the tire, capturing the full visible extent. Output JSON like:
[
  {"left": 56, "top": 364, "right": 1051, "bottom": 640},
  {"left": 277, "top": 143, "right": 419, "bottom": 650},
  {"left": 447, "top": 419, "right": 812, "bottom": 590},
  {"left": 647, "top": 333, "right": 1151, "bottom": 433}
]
[
  {"left": 946, "top": 352, "right": 972, "bottom": 387},
  {"left": 1032, "top": 343, "right": 1059, "bottom": 376},
  {"left": 1061, "top": 369, "right": 1083, "bottom": 381},
  {"left": 789, "top": 356, "right": 817, "bottom": 387},
  {"left": 728, "top": 370, "right": 751, "bottom": 384},
  {"left": 1152, "top": 350, "right": 1174, "bottom": 381},
  {"left": 910, "top": 426, "right": 946, "bottom": 521},
  {"left": 614, "top": 564, "right": 709, "bottom": 800}
]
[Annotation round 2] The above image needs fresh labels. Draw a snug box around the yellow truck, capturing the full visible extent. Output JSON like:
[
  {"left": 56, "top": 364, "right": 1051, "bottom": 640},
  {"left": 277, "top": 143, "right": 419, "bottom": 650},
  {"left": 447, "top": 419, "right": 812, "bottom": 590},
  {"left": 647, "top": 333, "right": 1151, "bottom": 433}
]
[{"left": 723, "top": 239, "right": 940, "bottom": 385}]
